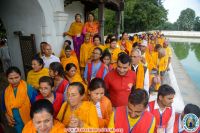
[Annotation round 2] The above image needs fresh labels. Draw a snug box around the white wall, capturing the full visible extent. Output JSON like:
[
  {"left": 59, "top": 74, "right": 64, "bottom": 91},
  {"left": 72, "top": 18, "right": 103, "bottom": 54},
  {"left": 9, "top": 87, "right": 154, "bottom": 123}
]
[
  {"left": 0, "top": 0, "right": 45, "bottom": 77},
  {"left": 0, "top": 0, "right": 85, "bottom": 77}
]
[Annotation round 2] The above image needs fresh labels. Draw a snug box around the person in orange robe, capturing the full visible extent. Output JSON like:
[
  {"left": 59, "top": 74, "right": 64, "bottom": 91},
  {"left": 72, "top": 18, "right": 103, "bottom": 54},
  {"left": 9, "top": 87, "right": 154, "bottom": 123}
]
[
  {"left": 82, "top": 12, "right": 99, "bottom": 43},
  {"left": 57, "top": 82, "right": 99, "bottom": 131},
  {"left": 65, "top": 63, "right": 88, "bottom": 100},
  {"left": 27, "top": 57, "right": 49, "bottom": 89},
  {"left": 80, "top": 34, "right": 93, "bottom": 76},
  {"left": 104, "top": 38, "right": 123, "bottom": 68},
  {"left": 88, "top": 35, "right": 105, "bottom": 62},
  {"left": 3, "top": 66, "right": 37, "bottom": 133},
  {"left": 63, "top": 13, "right": 84, "bottom": 59},
  {"left": 59, "top": 40, "right": 76, "bottom": 61},
  {"left": 22, "top": 99, "right": 66, "bottom": 133},
  {"left": 88, "top": 78, "right": 112, "bottom": 130},
  {"left": 61, "top": 45, "right": 80, "bottom": 74},
  {"left": 118, "top": 32, "right": 132, "bottom": 55}
]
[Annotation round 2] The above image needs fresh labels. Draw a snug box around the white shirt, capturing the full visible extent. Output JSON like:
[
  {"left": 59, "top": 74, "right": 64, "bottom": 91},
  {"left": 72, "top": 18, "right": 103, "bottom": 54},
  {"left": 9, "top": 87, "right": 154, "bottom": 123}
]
[
  {"left": 153, "top": 100, "right": 175, "bottom": 133},
  {"left": 132, "top": 64, "right": 149, "bottom": 94},
  {"left": 42, "top": 54, "right": 60, "bottom": 68}
]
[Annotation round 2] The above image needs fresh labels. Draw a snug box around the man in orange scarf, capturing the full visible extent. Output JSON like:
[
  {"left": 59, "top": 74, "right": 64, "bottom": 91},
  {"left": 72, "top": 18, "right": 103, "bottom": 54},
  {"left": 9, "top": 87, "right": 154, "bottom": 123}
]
[{"left": 130, "top": 49, "right": 149, "bottom": 94}]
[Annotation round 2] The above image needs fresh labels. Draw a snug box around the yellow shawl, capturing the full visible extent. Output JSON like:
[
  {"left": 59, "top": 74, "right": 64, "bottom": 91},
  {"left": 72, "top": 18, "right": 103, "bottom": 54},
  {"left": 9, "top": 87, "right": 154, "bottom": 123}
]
[
  {"left": 5, "top": 80, "right": 31, "bottom": 124},
  {"left": 136, "top": 63, "right": 145, "bottom": 89},
  {"left": 67, "top": 21, "right": 84, "bottom": 36},
  {"left": 27, "top": 68, "right": 49, "bottom": 89}
]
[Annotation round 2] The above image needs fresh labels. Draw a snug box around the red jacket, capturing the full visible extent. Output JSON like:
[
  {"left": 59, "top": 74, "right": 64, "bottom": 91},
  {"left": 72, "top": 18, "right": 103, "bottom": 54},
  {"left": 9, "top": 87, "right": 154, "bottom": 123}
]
[
  {"left": 36, "top": 93, "right": 63, "bottom": 117},
  {"left": 87, "top": 62, "right": 105, "bottom": 82},
  {"left": 55, "top": 79, "right": 69, "bottom": 94},
  {"left": 115, "top": 106, "right": 154, "bottom": 133},
  {"left": 149, "top": 101, "right": 172, "bottom": 132}
]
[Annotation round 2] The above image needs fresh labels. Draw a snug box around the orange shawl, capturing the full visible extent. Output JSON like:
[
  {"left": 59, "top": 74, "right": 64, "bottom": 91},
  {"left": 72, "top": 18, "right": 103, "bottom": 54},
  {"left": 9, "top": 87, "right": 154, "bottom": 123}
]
[
  {"left": 136, "top": 63, "right": 145, "bottom": 89},
  {"left": 4, "top": 80, "right": 31, "bottom": 124},
  {"left": 98, "top": 96, "right": 112, "bottom": 128},
  {"left": 22, "top": 120, "right": 66, "bottom": 133},
  {"left": 67, "top": 21, "right": 83, "bottom": 36}
]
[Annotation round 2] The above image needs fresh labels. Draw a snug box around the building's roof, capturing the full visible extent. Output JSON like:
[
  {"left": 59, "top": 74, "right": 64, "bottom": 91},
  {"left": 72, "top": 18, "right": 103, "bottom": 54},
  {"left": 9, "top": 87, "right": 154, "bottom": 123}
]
[{"left": 64, "top": 0, "right": 124, "bottom": 11}]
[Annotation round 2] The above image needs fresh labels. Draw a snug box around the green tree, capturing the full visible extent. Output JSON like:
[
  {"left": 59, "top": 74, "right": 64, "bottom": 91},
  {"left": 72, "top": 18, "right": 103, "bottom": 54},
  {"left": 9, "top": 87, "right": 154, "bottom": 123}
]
[
  {"left": 193, "top": 16, "right": 200, "bottom": 31},
  {"left": 177, "top": 8, "right": 195, "bottom": 31},
  {"left": 191, "top": 43, "right": 200, "bottom": 61},
  {"left": 124, "top": 0, "right": 167, "bottom": 32},
  {"left": 171, "top": 42, "right": 190, "bottom": 60}
]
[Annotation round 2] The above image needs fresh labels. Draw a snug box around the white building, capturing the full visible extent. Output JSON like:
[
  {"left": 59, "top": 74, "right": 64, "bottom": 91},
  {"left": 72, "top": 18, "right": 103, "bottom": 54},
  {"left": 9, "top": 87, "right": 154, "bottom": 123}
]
[{"left": 0, "top": 0, "right": 124, "bottom": 77}]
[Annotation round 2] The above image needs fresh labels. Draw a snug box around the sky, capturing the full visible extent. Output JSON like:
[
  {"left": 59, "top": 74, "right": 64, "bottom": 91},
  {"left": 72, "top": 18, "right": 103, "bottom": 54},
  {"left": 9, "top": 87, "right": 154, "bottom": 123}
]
[{"left": 163, "top": 0, "right": 200, "bottom": 23}]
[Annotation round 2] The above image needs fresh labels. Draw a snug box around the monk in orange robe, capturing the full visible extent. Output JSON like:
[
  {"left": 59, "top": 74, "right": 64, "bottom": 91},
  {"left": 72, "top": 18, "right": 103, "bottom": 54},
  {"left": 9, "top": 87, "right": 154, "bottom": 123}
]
[
  {"left": 57, "top": 82, "right": 99, "bottom": 131},
  {"left": 63, "top": 13, "right": 84, "bottom": 59},
  {"left": 61, "top": 45, "right": 80, "bottom": 74},
  {"left": 59, "top": 40, "right": 76, "bottom": 61}
]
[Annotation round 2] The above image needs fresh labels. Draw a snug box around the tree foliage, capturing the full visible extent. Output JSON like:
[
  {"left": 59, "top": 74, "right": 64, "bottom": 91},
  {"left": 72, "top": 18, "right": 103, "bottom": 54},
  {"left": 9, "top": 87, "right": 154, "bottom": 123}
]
[
  {"left": 193, "top": 16, "right": 200, "bottom": 31},
  {"left": 177, "top": 8, "right": 195, "bottom": 31},
  {"left": 124, "top": 0, "right": 167, "bottom": 32}
]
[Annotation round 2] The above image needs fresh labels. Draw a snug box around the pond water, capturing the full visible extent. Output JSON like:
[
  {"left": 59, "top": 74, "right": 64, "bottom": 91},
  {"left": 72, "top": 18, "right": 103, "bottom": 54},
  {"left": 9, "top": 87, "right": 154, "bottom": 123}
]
[{"left": 170, "top": 41, "right": 200, "bottom": 91}]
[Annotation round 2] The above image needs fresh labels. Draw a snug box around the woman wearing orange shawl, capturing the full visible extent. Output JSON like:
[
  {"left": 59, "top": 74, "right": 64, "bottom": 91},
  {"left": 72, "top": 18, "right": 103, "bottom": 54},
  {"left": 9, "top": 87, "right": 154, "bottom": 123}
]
[
  {"left": 82, "top": 12, "right": 99, "bottom": 43},
  {"left": 63, "top": 13, "right": 84, "bottom": 59},
  {"left": 88, "top": 78, "right": 112, "bottom": 131},
  {"left": 22, "top": 99, "right": 66, "bottom": 133},
  {"left": 3, "top": 66, "right": 37, "bottom": 133}
]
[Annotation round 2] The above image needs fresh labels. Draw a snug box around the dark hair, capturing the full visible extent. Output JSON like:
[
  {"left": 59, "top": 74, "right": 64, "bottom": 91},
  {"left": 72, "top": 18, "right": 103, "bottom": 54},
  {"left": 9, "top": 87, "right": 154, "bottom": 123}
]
[
  {"left": 101, "top": 51, "right": 111, "bottom": 62},
  {"left": 89, "top": 78, "right": 106, "bottom": 91},
  {"left": 93, "top": 34, "right": 101, "bottom": 42},
  {"left": 128, "top": 89, "right": 149, "bottom": 107},
  {"left": 110, "top": 38, "right": 117, "bottom": 43},
  {"left": 32, "top": 57, "right": 44, "bottom": 68},
  {"left": 154, "top": 44, "right": 162, "bottom": 51},
  {"left": 122, "top": 32, "right": 128, "bottom": 37},
  {"left": 49, "top": 62, "right": 65, "bottom": 78},
  {"left": 75, "top": 13, "right": 81, "bottom": 19},
  {"left": 65, "top": 63, "right": 77, "bottom": 72},
  {"left": 6, "top": 66, "right": 21, "bottom": 77},
  {"left": 133, "top": 42, "right": 139, "bottom": 48},
  {"left": 117, "top": 52, "right": 131, "bottom": 64},
  {"left": 158, "top": 84, "right": 175, "bottom": 99},
  {"left": 64, "top": 40, "right": 71, "bottom": 46},
  {"left": 30, "top": 99, "right": 54, "bottom": 118},
  {"left": 184, "top": 104, "right": 200, "bottom": 118},
  {"left": 69, "top": 82, "right": 85, "bottom": 96},
  {"left": 65, "top": 45, "right": 72, "bottom": 51},
  {"left": 39, "top": 76, "right": 54, "bottom": 87},
  {"left": 88, "top": 12, "right": 95, "bottom": 19},
  {"left": 93, "top": 47, "right": 103, "bottom": 55}
]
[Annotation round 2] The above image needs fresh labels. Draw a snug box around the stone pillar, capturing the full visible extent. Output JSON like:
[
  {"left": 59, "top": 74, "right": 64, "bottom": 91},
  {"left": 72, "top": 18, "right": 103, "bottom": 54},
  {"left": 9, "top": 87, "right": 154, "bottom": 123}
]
[
  {"left": 53, "top": 11, "right": 68, "bottom": 55},
  {"left": 98, "top": 2, "right": 105, "bottom": 44},
  {"left": 116, "top": 10, "right": 121, "bottom": 39}
]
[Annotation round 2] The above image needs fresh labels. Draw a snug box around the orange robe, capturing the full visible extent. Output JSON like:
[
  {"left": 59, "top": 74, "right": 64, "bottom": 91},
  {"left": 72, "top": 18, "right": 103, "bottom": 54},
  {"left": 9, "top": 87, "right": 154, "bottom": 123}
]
[
  {"left": 27, "top": 68, "right": 49, "bottom": 89},
  {"left": 118, "top": 40, "right": 132, "bottom": 55},
  {"left": 67, "top": 73, "right": 88, "bottom": 100},
  {"left": 80, "top": 42, "right": 93, "bottom": 68},
  {"left": 83, "top": 21, "right": 99, "bottom": 35},
  {"left": 22, "top": 120, "right": 66, "bottom": 133},
  {"left": 4, "top": 80, "right": 31, "bottom": 125},
  {"left": 57, "top": 101, "right": 99, "bottom": 130},
  {"left": 67, "top": 21, "right": 83, "bottom": 37},
  {"left": 97, "top": 96, "right": 112, "bottom": 128},
  {"left": 59, "top": 49, "right": 76, "bottom": 61},
  {"left": 61, "top": 55, "right": 80, "bottom": 74},
  {"left": 88, "top": 45, "right": 106, "bottom": 60}
]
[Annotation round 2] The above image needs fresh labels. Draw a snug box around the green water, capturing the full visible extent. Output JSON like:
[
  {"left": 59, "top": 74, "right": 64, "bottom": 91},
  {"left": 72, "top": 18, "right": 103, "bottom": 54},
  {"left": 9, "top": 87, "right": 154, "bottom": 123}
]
[{"left": 171, "top": 42, "right": 200, "bottom": 90}]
